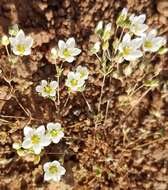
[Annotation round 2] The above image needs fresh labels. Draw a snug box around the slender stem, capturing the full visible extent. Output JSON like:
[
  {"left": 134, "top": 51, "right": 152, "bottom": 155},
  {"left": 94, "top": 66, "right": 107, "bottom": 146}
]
[
  {"left": 95, "top": 53, "right": 102, "bottom": 63},
  {"left": 82, "top": 92, "right": 92, "bottom": 112},
  {"left": 5, "top": 45, "right": 10, "bottom": 57},
  {"left": 13, "top": 95, "right": 30, "bottom": 117},
  {"left": 63, "top": 93, "right": 70, "bottom": 108},
  {"left": 104, "top": 100, "right": 110, "bottom": 125},
  {"left": 98, "top": 74, "right": 106, "bottom": 113},
  {"left": 126, "top": 87, "right": 152, "bottom": 116}
]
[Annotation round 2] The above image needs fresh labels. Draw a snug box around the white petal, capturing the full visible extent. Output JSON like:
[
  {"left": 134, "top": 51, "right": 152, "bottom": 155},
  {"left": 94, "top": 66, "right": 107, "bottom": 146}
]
[
  {"left": 22, "top": 139, "right": 32, "bottom": 149},
  {"left": 36, "top": 125, "right": 45, "bottom": 135},
  {"left": 23, "top": 48, "right": 31, "bottom": 56},
  {"left": 16, "top": 30, "right": 25, "bottom": 41},
  {"left": 49, "top": 90, "right": 56, "bottom": 97},
  {"left": 53, "top": 176, "right": 61, "bottom": 182},
  {"left": 49, "top": 81, "right": 58, "bottom": 89},
  {"left": 59, "top": 166, "right": 66, "bottom": 175},
  {"left": 35, "top": 85, "right": 43, "bottom": 93},
  {"left": 12, "top": 47, "right": 21, "bottom": 56},
  {"left": 70, "top": 48, "right": 81, "bottom": 56},
  {"left": 44, "top": 172, "right": 52, "bottom": 181},
  {"left": 131, "top": 38, "right": 143, "bottom": 49},
  {"left": 41, "top": 136, "right": 51, "bottom": 146},
  {"left": 33, "top": 144, "right": 42, "bottom": 154},
  {"left": 43, "top": 162, "right": 51, "bottom": 171},
  {"left": 66, "top": 37, "right": 75, "bottom": 48},
  {"left": 24, "top": 126, "right": 33, "bottom": 137},
  {"left": 123, "top": 33, "right": 131, "bottom": 44},
  {"left": 65, "top": 56, "right": 75, "bottom": 63},
  {"left": 41, "top": 80, "right": 47, "bottom": 87},
  {"left": 52, "top": 160, "right": 61, "bottom": 166},
  {"left": 124, "top": 50, "right": 143, "bottom": 61},
  {"left": 58, "top": 40, "right": 66, "bottom": 50},
  {"left": 47, "top": 122, "right": 55, "bottom": 131},
  {"left": 137, "top": 14, "right": 146, "bottom": 23}
]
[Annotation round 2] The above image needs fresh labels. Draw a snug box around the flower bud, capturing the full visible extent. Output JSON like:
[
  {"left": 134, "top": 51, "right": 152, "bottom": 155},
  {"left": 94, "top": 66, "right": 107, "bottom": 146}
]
[{"left": 1, "top": 35, "right": 9, "bottom": 46}]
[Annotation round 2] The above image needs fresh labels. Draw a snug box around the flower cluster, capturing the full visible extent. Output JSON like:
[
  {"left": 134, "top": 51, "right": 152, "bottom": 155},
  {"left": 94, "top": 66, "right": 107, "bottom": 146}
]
[
  {"left": 116, "top": 8, "right": 167, "bottom": 62},
  {"left": 13, "top": 123, "right": 65, "bottom": 182},
  {"left": 51, "top": 37, "right": 81, "bottom": 63},
  {"left": 65, "top": 65, "right": 89, "bottom": 92},
  {"left": 1, "top": 24, "right": 33, "bottom": 57}
]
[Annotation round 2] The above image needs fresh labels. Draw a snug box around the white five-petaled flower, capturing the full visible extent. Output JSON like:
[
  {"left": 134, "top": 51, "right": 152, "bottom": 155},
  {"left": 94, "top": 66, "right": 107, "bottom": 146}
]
[
  {"left": 46, "top": 122, "right": 64, "bottom": 144},
  {"left": 22, "top": 126, "right": 51, "bottom": 155},
  {"left": 129, "top": 14, "right": 148, "bottom": 36},
  {"left": 57, "top": 37, "right": 81, "bottom": 63},
  {"left": 76, "top": 66, "right": 89, "bottom": 80},
  {"left": 35, "top": 80, "right": 58, "bottom": 98},
  {"left": 65, "top": 71, "right": 85, "bottom": 92},
  {"left": 118, "top": 33, "right": 143, "bottom": 61},
  {"left": 43, "top": 160, "right": 66, "bottom": 182},
  {"left": 142, "top": 30, "right": 167, "bottom": 52},
  {"left": 9, "top": 29, "right": 33, "bottom": 56}
]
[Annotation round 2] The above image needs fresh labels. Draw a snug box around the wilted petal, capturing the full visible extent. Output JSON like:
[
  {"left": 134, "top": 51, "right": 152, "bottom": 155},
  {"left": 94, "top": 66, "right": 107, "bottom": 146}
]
[{"left": 41, "top": 80, "right": 47, "bottom": 87}]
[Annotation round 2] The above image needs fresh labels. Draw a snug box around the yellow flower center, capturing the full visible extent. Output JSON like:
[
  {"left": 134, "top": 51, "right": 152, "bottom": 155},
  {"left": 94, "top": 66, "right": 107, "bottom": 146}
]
[
  {"left": 123, "top": 46, "right": 132, "bottom": 55},
  {"left": 44, "top": 86, "right": 53, "bottom": 94},
  {"left": 70, "top": 79, "right": 78, "bottom": 86},
  {"left": 17, "top": 44, "right": 26, "bottom": 55},
  {"left": 144, "top": 40, "right": 153, "bottom": 49},
  {"left": 49, "top": 165, "right": 58, "bottom": 174},
  {"left": 50, "top": 129, "right": 59, "bottom": 137},
  {"left": 31, "top": 135, "right": 40, "bottom": 144},
  {"left": 63, "top": 49, "right": 71, "bottom": 57}
]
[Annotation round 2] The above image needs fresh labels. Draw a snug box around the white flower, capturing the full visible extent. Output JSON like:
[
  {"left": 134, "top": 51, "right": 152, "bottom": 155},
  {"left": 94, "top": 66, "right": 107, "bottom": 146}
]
[
  {"left": 65, "top": 71, "right": 85, "bottom": 92},
  {"left": 43, "top": 160, "right": 66, "bottom": 182},
  {"left": 35, "top": 80, "right": 58, "bottom": 98},
  {"left": 118, "top": 33, "right": 143, "bottom": 61},
  {"left": 9, "top": 30, "right": 33, "bottom": 56},
  {"left": 1, "top": 35, "right": 9, "bottom": 46},
  {"left": 76, "top": 66, "right": 89, "bottom": 80},
  {"left": 121, "top": 8, "right": 128, "bottom": 20},
  {"left": 95, "top": 21, "right": 103, "bottom": 34},
  {"left": 57, "top": 37, "right": 81, "bottom": 63},
  {"left": 90, "top": 41, "right": 101, "bottom": 54},
  {"left": 129, "top": 14, "right": 148, "bottom": 36},
  {"left": 22, "top": 126, "right": 51, "bottom": 155},
  {"left": 46, "top": 122, "right": 64, "bottom": 144},
  {"left": 142, "top": 30, "right": 167, "bottom": 52},
  {"left": 102, "top": 23, "right": 112, "bottom": 41},
  {"left": 51, "top": 47, "right": 58, "bottom": 60}
]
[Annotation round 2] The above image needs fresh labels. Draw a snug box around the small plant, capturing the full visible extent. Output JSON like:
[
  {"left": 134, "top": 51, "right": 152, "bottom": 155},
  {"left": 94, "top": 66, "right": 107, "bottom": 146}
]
[{"left": 13, "top": 122, "right": 65, "bottom": 182}]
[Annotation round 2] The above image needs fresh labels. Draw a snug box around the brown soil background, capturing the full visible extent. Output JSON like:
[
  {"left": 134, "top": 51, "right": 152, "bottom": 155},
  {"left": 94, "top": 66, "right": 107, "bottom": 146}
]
[{"left": 0, "top": 0, "right": 168, "bottom": 189}]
